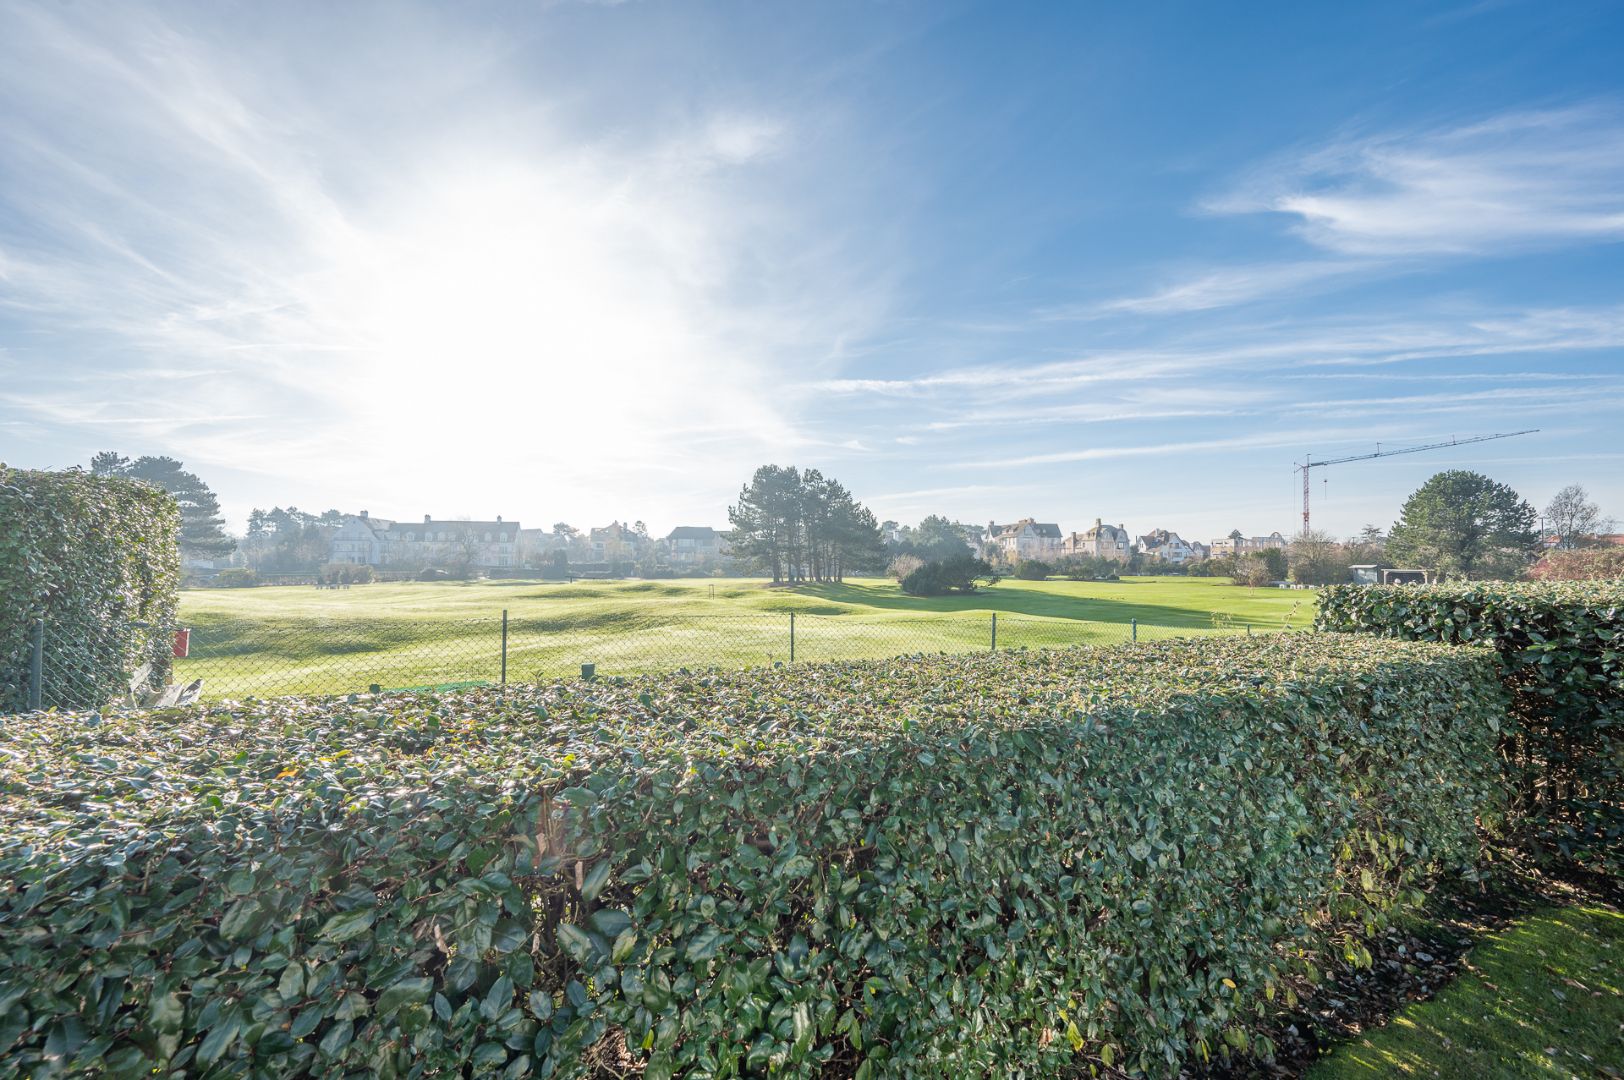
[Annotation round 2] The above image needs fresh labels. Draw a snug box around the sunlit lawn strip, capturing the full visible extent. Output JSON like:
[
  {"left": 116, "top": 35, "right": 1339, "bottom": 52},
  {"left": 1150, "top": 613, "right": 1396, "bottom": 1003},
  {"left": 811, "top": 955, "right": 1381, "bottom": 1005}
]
[{"left": 1307, "top": 904, "right": 1624, "bottom": 1079}]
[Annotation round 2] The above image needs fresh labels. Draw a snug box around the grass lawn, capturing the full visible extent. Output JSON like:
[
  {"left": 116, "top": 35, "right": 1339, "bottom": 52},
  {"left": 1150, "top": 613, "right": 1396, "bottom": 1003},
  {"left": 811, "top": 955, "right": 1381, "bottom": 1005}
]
[
  {"left": 1308, "top": 904, "right": 1624, "bottom": 1079},
  {"left": 173, "top": 576, "right": 1313, "bottom": 698}
]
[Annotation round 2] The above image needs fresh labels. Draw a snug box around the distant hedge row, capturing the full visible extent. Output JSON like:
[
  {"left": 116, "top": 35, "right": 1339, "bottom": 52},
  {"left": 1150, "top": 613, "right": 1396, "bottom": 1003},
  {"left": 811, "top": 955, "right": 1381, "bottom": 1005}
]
[
  {"left": 0, "top": 638, "right": 1505, "bottom": 1077},
  {"left": 0, "top": 465, "right": 179, "bottom": 712},
  {"left": 1318, "top": 581, "right": 1622, "bottom": 873}
]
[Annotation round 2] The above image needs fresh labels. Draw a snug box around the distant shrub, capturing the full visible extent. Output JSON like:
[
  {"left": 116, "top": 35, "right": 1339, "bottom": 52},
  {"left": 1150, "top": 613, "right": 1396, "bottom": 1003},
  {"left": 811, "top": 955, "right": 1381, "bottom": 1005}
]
[
  {"left": 321, "top": 563, "right": 374, "bottom": 584},
  {"left": 0, "top": 637, "right": 1504, "bottom": 1076},
  {"left": 1318, "top": 581, "right": 1623, "bottom": 873},
  {"left": 900, "top": 553, "right": 993, "bottom": 596},
  {"left": 213, "top": 567, "right": 259, "bottom": 588},
  {"left": 1054, "top": 554, "right": 1121, "bottom": 580},
  {"left": 0, "top": 465, "right": 179, "bottom": 711},
  {"left": 1525, "top": 548, "right": 1624, "bottom": 581},
  {"left": 887, "top": 554, "right": 924, "bottom": 582},
  {"left": 1012, "top": 559, "right": 1052, "bottom": 580},
  {"left": 1233, "top": 557, "right": 1274, "bottom": 588}
]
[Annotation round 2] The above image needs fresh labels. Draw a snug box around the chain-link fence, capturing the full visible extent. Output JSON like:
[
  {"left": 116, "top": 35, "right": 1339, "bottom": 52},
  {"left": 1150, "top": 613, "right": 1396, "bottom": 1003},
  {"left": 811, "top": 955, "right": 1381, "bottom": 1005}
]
[{"left": 5, "top": 609, "right": 1272, "bottom": 712}]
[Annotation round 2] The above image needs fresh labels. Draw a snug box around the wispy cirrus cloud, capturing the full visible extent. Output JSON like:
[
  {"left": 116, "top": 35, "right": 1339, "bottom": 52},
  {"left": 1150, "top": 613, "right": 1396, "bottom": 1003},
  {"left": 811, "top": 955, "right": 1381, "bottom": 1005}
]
[
  {"left": 0, "top": 2, "right": 886, "bottom": 527},
  {"left": 1089, "top": 259, "right": 1378, "bottom": 315},
  {"left": 818, "top": 302, "right": 1624, "bottom": 401},
  {"left": 1211, "top": 106, "right": 1624, "bottom": 256}
]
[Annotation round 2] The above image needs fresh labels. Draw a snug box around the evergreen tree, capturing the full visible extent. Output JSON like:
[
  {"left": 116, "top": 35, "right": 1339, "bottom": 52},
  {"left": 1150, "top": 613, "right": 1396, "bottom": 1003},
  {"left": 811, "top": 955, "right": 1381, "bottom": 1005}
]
[
  {"left": 1386, "top": 470, "right": 1537, "bottom": 580},
  {"left": 92, "top": 452, "right": 236, "bottom": 560},
  {"left": 727, "top": 465, "right": 882, "bottom": 584}
]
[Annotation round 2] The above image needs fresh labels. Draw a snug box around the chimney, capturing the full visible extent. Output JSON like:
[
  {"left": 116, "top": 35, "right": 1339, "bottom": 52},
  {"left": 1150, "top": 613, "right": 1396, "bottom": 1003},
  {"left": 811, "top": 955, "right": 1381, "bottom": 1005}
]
[
  {"left": 360, "top": 510, "right": 368, "bottom": 519},
  {"left": 1095, "top": 517, "right": 1102, "bottom": 527},
  {"left": 424, "top": 514, "right": 431, "bottom": 523},
  {"left": 496, "top": 515, "right": 502, "bottom": 523}
]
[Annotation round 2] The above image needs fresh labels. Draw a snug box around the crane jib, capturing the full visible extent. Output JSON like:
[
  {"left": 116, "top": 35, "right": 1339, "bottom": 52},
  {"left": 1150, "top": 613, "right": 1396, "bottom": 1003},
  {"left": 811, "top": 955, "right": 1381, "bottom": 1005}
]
[{"left": 1295, "top": 429, "right": 1539, "bottom": 532}]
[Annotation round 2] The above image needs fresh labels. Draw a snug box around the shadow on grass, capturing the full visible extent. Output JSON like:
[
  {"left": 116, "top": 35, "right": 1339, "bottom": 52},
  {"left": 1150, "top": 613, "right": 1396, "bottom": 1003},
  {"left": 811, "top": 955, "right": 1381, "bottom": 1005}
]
[
  {"left": 1307, "top": 904, "right": 1624, "bottom": 1079},
  {"left": 794, "top": 581, "right": 1260, "bottom": 629}
]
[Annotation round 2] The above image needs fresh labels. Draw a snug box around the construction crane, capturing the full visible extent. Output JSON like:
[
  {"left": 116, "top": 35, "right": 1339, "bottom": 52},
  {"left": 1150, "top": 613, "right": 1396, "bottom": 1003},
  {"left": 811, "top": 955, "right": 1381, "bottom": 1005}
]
[{"left": 1296, "top": 430, "right": 1538, "bottom": 533}]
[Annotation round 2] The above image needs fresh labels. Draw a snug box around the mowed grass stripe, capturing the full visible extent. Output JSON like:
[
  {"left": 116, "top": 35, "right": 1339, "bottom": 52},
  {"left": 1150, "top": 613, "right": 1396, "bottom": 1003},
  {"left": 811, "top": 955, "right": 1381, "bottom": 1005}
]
[{"left": 174, "top": 576, "right": 1313, "bottom": 698}]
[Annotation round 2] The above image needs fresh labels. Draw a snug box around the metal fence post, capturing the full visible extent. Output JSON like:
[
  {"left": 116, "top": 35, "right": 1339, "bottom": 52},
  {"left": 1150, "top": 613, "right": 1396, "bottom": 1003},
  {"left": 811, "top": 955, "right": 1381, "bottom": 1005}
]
[
  {"left": 789, "top": 612, "right": 796, "bottom": 664},
  {"left": 28, "top": 618, "right": 44, "bottom": 711},
  {"left": 1246, "top": 624, "right": 1252, "bottom": 637},
  {"left": 500, "top": 609, "right": 509, "bottom": 687},
  {"left": 1131, "top": 618, "right": 1137, "bottom": 643},
  {"left": 990, "top": 613, "right": 997, "bottom": 652}
]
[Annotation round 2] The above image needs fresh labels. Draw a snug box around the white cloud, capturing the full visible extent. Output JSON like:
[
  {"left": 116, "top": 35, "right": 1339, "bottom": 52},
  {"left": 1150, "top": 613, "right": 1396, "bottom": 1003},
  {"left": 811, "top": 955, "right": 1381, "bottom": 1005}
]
[
  {"left": 959, "top": 427, "right": 1398, "bottom": 469},
  {"left": 817, "top": 302, "right": 1624, "bottom": 403},
  {"left": 0, "top": 3, "right": 880, "bottom": 528},
  {"left": 1091, "top": 260, "right": 1375, "bottom": 314},
  {"left": 702, "top": 114, "right": 783, "bottom": 164},
  {"left": 1212, "top": 106, "right": 1624, "bottom": 255}
]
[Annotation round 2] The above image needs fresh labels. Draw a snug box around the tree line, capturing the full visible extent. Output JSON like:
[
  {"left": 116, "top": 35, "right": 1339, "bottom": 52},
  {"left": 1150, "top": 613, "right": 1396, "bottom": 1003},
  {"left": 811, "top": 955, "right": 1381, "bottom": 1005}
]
[{"left": 728, "top": 466, "right": 884, "bottom": 583}]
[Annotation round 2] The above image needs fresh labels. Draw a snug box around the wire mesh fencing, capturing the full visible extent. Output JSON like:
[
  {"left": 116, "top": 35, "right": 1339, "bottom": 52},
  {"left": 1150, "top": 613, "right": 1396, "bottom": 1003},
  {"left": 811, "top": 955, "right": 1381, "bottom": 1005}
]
[
  {"left": 6, "top": 608, "right": 1278, "bottom": 712},
  {"left": 4, "top": 616, "right": 177, "bottom": 714}
]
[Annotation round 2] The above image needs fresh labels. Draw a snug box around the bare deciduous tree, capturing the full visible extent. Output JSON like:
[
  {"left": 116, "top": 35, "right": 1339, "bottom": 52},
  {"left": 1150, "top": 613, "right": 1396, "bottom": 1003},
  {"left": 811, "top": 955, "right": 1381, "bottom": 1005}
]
[{"left": 1544, "top": 484, "right": 1614, "bottom": 549}]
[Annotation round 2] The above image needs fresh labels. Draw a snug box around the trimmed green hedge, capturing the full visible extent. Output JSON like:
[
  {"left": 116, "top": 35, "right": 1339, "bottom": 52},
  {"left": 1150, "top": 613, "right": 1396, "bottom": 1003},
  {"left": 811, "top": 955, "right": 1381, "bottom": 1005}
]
[
  {"left": 0, "top": 465, "right": 180, "bottom": 712},
  {"left": 1317, "top": 581, "right": 1622, "bottom": 873},
  {"left": 0, "top": 638, "right": 1504, "bottom": 1077}
]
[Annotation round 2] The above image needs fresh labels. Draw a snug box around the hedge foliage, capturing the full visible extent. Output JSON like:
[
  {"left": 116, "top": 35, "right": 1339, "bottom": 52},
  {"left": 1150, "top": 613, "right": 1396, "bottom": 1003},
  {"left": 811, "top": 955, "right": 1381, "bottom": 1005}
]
[
  {"left": 1317, "top": 581, "right": 1622, "bottom": 872},
  {"left": 0, "top": 465, "right": 180, "bottom": 712},
  {"left": 0, "top": 637, "right": 1505, "bottom": 1077}
]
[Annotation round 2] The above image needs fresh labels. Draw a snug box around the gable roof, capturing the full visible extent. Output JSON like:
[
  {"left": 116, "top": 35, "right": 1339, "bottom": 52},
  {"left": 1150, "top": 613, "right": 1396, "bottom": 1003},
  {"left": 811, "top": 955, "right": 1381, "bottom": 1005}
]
[
  {"left": 666, "top": 526, "right": 721, "bottom": 540},
  {"left": 1137, "top": 529, "right": 1187, "bottom": 548},
  {"left": 390, "top": 520, "right": 516, "bottom": 538},
  {"left": 1075, "top": 521, "right": 1128, "bottom": 541},
  {"left": 991, "top": 519, "right": 1062, "bottom": 539}
]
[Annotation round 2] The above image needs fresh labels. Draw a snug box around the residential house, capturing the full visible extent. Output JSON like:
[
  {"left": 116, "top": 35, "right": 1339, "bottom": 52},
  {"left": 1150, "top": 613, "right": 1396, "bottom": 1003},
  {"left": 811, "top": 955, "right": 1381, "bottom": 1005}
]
[
  {"left": 664, "top": 526, "right": 728, "bottom": 564},
  {"left": 1063, "top": 519, "right": 1132, "bottom": 562},
  {"left": 589, "top": 521, "right": 640, "bottom": 561},
  {"left": 328, "top": 512, "right": 394, "bottom": 565},
  {"left": 1209, "top": 530, "right": 1289, "bottom": 557},
  {"left": 986, "top": 518, "right": 1064, "bottom": 561},
  {"left": 1136, "top": 529, "right": 1197, "bottom": 564},
  {"left": 329, "top": 512, "right": 521, "bottom": 569}
]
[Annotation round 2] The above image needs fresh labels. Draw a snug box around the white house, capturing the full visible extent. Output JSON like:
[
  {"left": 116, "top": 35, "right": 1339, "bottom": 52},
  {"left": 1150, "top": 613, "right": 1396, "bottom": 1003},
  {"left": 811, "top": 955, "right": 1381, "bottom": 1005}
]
[
  {"left": 1063, "top": 519, "right": 1132, "bottom": 562},
  {"left": 664, "top": 526, "right": 728, "bottom": 564},
  {"left": 1209, "top": 531, "right": 1288, "bottom": 557},
  {"left": 329, "top": 512, "right": 521, "bottom": 569},
  {"left": 328, "top": 512, "right": 394, "bottom": 566},
  {"left": 588, "top": 521, "right": 641, "bottom": 561},
  {"left": 986, "top": 518, "right": 1064, "bottom": 561},
  {"left": 1136, "top": 529, "right": 1197, "bottom": 564}
]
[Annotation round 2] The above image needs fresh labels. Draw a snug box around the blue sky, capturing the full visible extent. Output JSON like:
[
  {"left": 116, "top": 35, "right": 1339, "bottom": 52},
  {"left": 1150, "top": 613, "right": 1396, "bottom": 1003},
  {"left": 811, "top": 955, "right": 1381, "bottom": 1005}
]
[{"left": 2, "top": 0, "right": 1621, "bottom": 541}]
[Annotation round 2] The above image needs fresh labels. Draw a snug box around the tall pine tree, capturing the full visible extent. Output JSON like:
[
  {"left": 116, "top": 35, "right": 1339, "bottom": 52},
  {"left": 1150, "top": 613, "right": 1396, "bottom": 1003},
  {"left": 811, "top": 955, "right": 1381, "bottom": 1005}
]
[
  {"left": 728, "top": 465, "right": 882, "bottom": 584},
  {"left": 92, "top": 452, "right": 237, "bottom": 560}
]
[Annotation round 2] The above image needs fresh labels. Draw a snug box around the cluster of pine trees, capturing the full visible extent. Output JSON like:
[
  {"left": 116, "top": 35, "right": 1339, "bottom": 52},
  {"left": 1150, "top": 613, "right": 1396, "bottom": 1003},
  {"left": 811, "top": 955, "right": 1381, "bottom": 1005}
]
[
  {"left": 90, "top": 452, "right": 235, "bottom": 560},
  {"left": 727, "top": 465, "right": 884, "bottom": 584}
]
